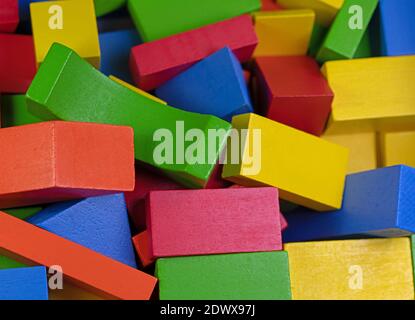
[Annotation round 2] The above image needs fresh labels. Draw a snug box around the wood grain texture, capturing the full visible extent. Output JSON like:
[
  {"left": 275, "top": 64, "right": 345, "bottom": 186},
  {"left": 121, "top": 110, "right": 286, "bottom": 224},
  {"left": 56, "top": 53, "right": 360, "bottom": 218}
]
[
  {"left": 379, "top": 131, "right": 415, "bottom": 167},
  {"left": 0, "top": 0, "right": 19, "bottom": 32}
]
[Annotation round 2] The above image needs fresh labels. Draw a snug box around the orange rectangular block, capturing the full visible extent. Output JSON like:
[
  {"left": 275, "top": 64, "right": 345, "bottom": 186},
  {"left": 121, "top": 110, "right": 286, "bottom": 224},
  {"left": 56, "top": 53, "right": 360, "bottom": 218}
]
[
  {"left": 132, "top": 230, "right": 155, "bottom": 268},
  {"left": 0, "top": 212, "right": 157, "bottom": 300},
  {"left": 0, "top": 121, "right": 135, "bottom": 209}
]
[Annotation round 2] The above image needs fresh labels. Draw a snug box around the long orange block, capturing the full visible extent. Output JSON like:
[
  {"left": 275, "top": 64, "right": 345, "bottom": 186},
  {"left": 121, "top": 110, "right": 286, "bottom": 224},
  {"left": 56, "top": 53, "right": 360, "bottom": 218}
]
[{"left": 0, "top": 212, "right": 157, "bottom": 300}]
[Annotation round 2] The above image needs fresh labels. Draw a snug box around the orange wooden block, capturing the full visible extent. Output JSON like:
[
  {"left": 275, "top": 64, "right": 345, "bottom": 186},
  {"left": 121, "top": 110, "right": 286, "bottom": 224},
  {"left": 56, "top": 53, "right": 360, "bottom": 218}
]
[
  {"left": 0, "top": 121, "right": 135, "bottom": 209},
  {"left": 132, "top": 231, "right": 155, "bottom": 268},
  {"left": 0, "top": 212, "right": 157, "bottom": 299}
]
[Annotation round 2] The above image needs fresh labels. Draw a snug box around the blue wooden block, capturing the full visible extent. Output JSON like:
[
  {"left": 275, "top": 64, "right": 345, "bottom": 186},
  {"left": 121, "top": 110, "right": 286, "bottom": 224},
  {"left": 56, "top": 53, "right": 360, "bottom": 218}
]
[
  {"left": 99, "top": 29, "right": 142, "bottom": 83},
  {"left": 28, "top": 193, "right": 137, "bottom": 268},
  {"left": 0, "top": 266, "right": 48, "bottom": 300},
  {"left": 18, "top": 0, "right": 42, "bottom": 21},
  {"left": 283, "top": 165, "right": 415, "bottom": 242},
  {"left": 155, "top": 47, "right": 253, "bottom": 122},
  {"left": 379, "top": 0, "right": 415, "bottom": 56}
]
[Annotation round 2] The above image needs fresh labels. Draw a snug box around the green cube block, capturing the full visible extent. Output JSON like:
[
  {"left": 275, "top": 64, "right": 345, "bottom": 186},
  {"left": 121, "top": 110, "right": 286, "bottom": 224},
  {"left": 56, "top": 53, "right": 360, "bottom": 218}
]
[
  {"left": 1, "top": 95, "right": 43, "bottom": 128},
  {"left": 156, "top": 252, "right": 292, "bottom": 300}
]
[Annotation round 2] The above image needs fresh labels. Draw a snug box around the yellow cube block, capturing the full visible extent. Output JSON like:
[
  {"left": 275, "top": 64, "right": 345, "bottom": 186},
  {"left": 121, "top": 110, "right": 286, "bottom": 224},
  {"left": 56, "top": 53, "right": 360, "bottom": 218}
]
[
  {"left": 222, "top": 113, "right": 349, "bottom": 211},
  {"left": 30, "top": 0, "right": 100, "bottom": 68},
  {"left": 379, "top": 131, "right": 415, "bottom": 167},
  {"left": 285, "top": 238, "right": 414, "bottom": 300},
  {"left": 322, "top": 56, "right": 415, "bottom": 134},
  {"left": 253, "top": 10, "right": 315, "bottom": 57},
  {"left": 278, "top": 0, "right": 344, "bottom": 26}
]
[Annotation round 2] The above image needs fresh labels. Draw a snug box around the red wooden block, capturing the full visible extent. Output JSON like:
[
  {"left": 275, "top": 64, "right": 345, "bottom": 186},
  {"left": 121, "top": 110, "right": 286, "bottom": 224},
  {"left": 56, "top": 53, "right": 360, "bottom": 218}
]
[
  {"left": 0, "top": 121, "right": 135, "bottom": 209},
  {"left": 261, "top": 0, "right": 283, "bottom": 11},
  {"left": 0, "top": 212, "right": 157, "bottom": 300},
  {"left": 146, "top": 187, "right": 282, "bottom": 258},
  {"left": 0, "top": 0, "right": 19, "bottom": 33},
  {"left": 0, "top": 34, "right": 37, "bottom": 93},
  {"left": 255, "top": 56, "right": 333, "bottom": 136},
  {"left": 132, "top": 230, "right": 155, "bottom": 268},
  {"left": 130, "top": 15, "right": 258, "bottom": 91}
]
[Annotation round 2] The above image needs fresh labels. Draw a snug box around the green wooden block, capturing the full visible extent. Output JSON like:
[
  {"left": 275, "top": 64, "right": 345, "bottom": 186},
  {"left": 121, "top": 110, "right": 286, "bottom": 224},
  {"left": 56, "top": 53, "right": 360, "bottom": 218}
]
[
  {"left": 4, "top": 206, "right": 43, "bottom": 220},
  {"left": 156, "top": 252, "right": 292, "bottom": 300},
  {"left": 94, "top": 0, "right": 126, "bottom": 17},
  {"left": 127, "top": 0, "right": 261, "bottom": 42},
  {"left": 316, "top": 0, "right": 378, "bottom": 63},
  {"left": 0, "top": 256, "right": 26, "bottom": 270},
  {"left": 1, "top": 95, "right": 43, "bottom": 128},
  {"left": 354, "top": 30, "right": 372, "bottom": 58},
  {"left": 411, "top": 235, "right": 415, "bottom": 288},
  {"left": 308, "top": 23, "right": 328, "bottom": 57},
  {"left": 26, "top": 43, "right": 232, "bottom": 188}
]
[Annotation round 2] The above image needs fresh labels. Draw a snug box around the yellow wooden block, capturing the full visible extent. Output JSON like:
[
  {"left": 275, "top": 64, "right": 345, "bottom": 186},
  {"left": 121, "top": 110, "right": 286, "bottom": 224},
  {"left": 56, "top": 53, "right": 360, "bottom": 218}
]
[
  {"left": 109, "top": 75, "right": 167, "bottom": 105},
  {"left": 322, "top": 56, "right": 415, "bottom": 135},
  {"left": 379, "top": 130, "right": 415, "bottom": 168},
  {"left": 278, "top": 0, "right": 344, "bottom": 26},
  {"left": 285, "top": 238, "right": 414, "bottom": 300},
  {"left": 30, "top": 0, "right": 100, "bottom": 68},
  {"left": 322, "top": 131, "right": 377, "bottom": 174},
  {"left": 253, "top": 10, "right": 315, "bottom": 57},
  {"left": 222, "top": 113, "right": 349, "bottom": 211}
]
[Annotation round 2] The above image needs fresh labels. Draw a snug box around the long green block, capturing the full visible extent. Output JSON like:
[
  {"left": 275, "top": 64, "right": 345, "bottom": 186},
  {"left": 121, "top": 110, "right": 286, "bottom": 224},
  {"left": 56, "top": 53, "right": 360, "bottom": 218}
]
[
  {"left": 4, "top": 206, "right": 43, "bottom": 220},
  {"left": 127, "top": 0, "right": 261, "bottom": 42},
  {"left": 1, "top": 95, "right": 43, "bottom": 128},
  {"left": 156, "top": 252, "right": 292, "bottom": 300},
  {"left": 94, "top": 0, "right": 126, "bottom": 17},
  {"left": 26, "top": 43, "right": 231, "bottom": 188},
  {"left": 316, "top": 0, "right": 378, "bottom": 63}
]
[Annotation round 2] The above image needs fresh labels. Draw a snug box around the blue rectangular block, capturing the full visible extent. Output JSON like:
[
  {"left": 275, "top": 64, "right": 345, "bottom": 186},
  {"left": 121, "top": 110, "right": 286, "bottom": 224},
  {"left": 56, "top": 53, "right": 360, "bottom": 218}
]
[
  {"left": 283, "top": 166, "right": 415, "bottom": 242},
  {"left": 0, "top": 266, "right": 48, "bottom": 300}
]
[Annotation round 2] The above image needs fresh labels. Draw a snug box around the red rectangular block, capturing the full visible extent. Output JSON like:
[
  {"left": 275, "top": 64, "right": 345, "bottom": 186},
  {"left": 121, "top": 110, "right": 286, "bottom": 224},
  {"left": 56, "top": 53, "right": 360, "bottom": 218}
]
[
  {"left": 130, "top": 15, "right": 258, "bottom": 91},
  {"left": 255, "top": 56, "right": 333, "bottom": 136},
  {"left": 0, "top": 34, "right": 37, "bottom": 93},
  {"left": 0, "top": 121, "right": 135, "bottom": 208},
  {"left": 0, "top": 0, "right": 19, "bottom": 33},
  {"left": 146, "top": 187, "right": 282, "bottom": 258},
  {"left": 261, "top": 0, "right": 283, "bottom": 11},
  {"left": 132, "top": 230, "right": 155, "bottom": 268},
  {"left": 0, "top": 212, "right": 157, "bottom": 300}
]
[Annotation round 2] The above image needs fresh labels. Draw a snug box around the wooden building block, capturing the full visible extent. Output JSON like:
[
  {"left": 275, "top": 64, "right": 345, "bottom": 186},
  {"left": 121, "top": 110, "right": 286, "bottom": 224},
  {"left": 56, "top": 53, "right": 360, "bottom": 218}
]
[
  {"left": 28, "top": 194, "right": 137, "bottom": 268},
  {"left": 0, "top": 34, "right": 36, "bottom": 93},
  {"left": 283, "top": 166, "right": 415, "bottom": 242},
  {"left": 0, "top": 266, "right": 48, "bottom": 300},
  {"left": 147, "top": 188, "right": 282, "bottom": 258},
  {"left": 322, "top": 56, "right": 415, "bottom": 134},
  {"left": 223, "top": 113, "right": 349, "bottom": 211},
  {"left": 0, "top": 0, "right": 19, "bottom": 32},
  {"left": 278, "top": 0, "right": 344, "bottom": 26},
  {"left": 129, "top": 15, "right": 258, "bottom": 91},
  {"left": 261, "top": 0, "right": 283, "bottom": 11},
  {"left": 26, "top": 43, "right": 232, "bottom": 188},
  {"left": 156, "top": 47, "right": 253, "bottom": 122},
  {"left": 127, "top": 0, "right": 260, "bottom": 42},
  {"left": 156, "top": 252, "right": 292, "bottom": 300},
  {"left": 411, "top": 235, "right": 415, "bottom": 287},
  {"left": 1, "top": 95, "right": 43, "bottom": 128},
  {"left": 4, "top": 206, "right": 43, "bottom": 220},
  {"left": 285, "top": 238, "right": 414, "bottom": 300},
  {"left": 322, "top": 131, "right": 377, "bottom": 173},
  {"left": 255, "top": 56, "right": 333, "bottom": 136},
  {"left": 253, "top": 10, "right": 315, "bottom": 56},
  {"left": 379, "top": 0, "right": 415, "bottom": 56},
  {"left": 132, "top": 231, "right": 154, "bottom": 268},
  {"left": 0, "top": 121, "right": 134, "bottom": 209},
  {"left": 316, "top": 0, "right": 378, "bottom": 63},
  {"left": 0, "top": 212, "right": 157, "bottom": 300},
  {"left": 0, "top": 255, "right": 26, "bottom": 269},
  {"left": 379, "top": 131, "right": 415, "bottom": 167},
  {"left": 30, "top": 0, "right": 100, "bottom": 68},
  {"left": 94, "top": 0, "right": 126, "bottom": 17}
]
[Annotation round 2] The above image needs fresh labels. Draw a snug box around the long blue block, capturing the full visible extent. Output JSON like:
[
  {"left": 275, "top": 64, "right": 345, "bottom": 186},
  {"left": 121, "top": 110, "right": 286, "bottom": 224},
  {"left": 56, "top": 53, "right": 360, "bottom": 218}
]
[
  {"left": 28, "top": 193, "right": 137, "bottom": 268},
  {"left": 0, "top": 266, "right": 48, "bottom": 300},
  {"left": 379, "top": 0, "right": 415, "bottom": 56},
  {"left": 155, "top": 47, "right": 253, "bottom": 122},
  {"left": 283, "top": 166, "right": 415, "bottom": 242}
]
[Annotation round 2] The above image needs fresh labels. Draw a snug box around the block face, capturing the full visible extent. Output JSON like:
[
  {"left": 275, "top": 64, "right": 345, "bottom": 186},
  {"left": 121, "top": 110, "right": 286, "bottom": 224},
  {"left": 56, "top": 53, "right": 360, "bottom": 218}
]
[
  {"left": 130, "top": 15, "right": 258, "bottom": 91},
  {"left": 94, "top": 0, "right": 126, "bottom": 17},
  {"left": 127, "top": 0, "right": 261, "bottom": 42},
  {"left": 256, "top": 56, "right": 333, "bottom": 136},
  {"left": 223, "top": 113, "right": 349, "bottom": 211},
  {"left": 30, "top": 0, "right": 100, "bottom": 67},
  {"left": 156, "top": 252, "right": 292, "bottom": 300},
  {"left": 132, "top": 230, "right": 154, "bottom": 268},
  {"left": 379, "top": 131, "right": 415, "bottom": 168},
  {"left": 28, "top": 194, "right": 137, "bottom": 268},
  {"left": 0, "top": 95, "right": 43, "bottom": 127},
  {"left": 0, "top": 0, "right": 19, "bottom": 32},
  {"left": 0, "top": 255, "right": 26, "bottom": 269},
  {"left": 4, "top": 206, "right": 43, "bottom": 220},
  {"left": 380, "top": 0, "right": 415, "bottom": 56},
  {"left": 156, "top": 47, "right": 253, "bottom": 122},
  {"left": 254, "top": 10, "right": 315, "bottom": 57},
  {"left": 261, "top": 0, "right": 283, "bottom": 11},
  {"left": 323, "top": 56, "right": 415, "bottom": 134},
  {"left": 285, "top": 238, "right": 414, "bottom": 300},
  {"left": 147, "top": 188, "right": 282, "bottom": 257},
  {"left": 317, "top": 0, "right": 378, "bottom": 63},
  {"left": 283, "top": 166, "right": 415, "bottom": 242},
  {"left": 0, "top": 266, "right": 48, "bottom": 300}
]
